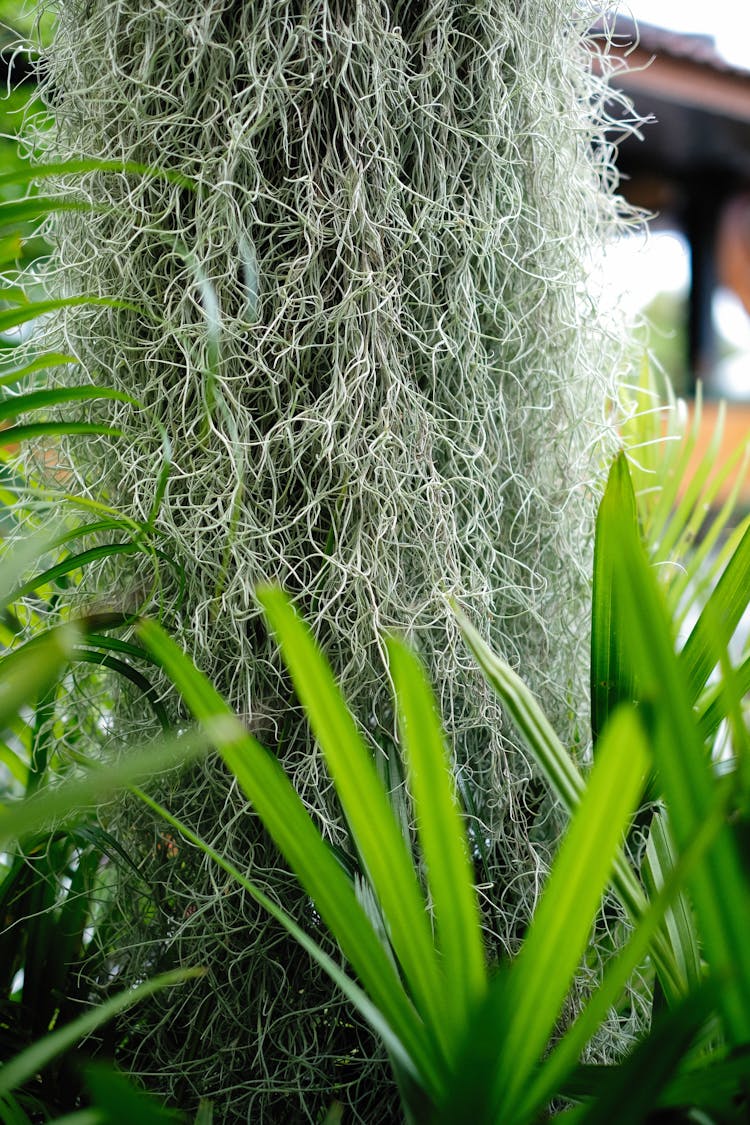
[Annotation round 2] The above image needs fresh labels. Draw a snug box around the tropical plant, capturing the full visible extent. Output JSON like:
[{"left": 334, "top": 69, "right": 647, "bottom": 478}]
[
  {"left": 620, "top": 363, "right": 750, "bottom": 627},
  {"left": 2, "top": 138, "right": 748, "bottom": 1124},
  {"left": 8, "top": 2, "right": 644, "bottom": 1116},
  {"left": 0, "top": 144, "right": 201, "bottom": 1118},
  {"left": 0, "top": 967, "right": 202, "bottom": 1125},
  {"left": 0, "top": 477, "right": 212, "bottom": 1122},
  {"left": 2, "top": 222, "right": 749, "bottom": 1121},
  {"left": 3, "top": 445, "right": 749, "bottom": 1123},
  {"left": 5, "top": 4, "right": 748, "bottom": 1121},
  {"left": 136, "top": 451, "right": 750, "bottom": 1121}
]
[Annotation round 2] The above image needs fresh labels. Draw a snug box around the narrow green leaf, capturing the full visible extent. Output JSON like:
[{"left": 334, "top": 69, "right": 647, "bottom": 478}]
[
  {"left": 639, "top": 383, "right": 702, "bottom": 559},
  {"left": 6, "top": 541, "right": 138, "bottom": 603},
  {"left": 667, "top": 459, "right": 750, "bottom": 628},
  {"left": 256, "top": 588, "right": 448, "bottom": 1055},
  {"left": 319, "top": 1104, "right": 344, "bottom": 1125},
  {"left": 0, "top": 296, "right": 142, "bottom": 334},
  {"left": 591, "top": 454, "right": 639, "bottom": 744},
  {"left": 71, "top": 648, "right": 169, "bottom": 730},
  {"left": 0, "top": 353, "right": 79, "bottom": 388},
  {"left": 619, "top": 359, "right": 665, "bottom": 489},
  {"left": 0, "top": 970, "right": 202, "bottom": 1096},
  {"left": 193, "top": 1101, "right": 214, "bottom": 1125},
  {"left": 491, "top": 706, "right": 649, "bottom": 1120},
  {"left": 135, "top": 618, "right": 443, "bottom": 1099},
  {"left": 613, "top": 508, "right": 750, "bottom": 1045},
  {"left": 0, "top": 197, "right": 97, "bottom": 229},
  {"left": 696, "top": 650, "right": 750, "bottom": 742},
  {"left": 656, "top": 1046, "right": 750, "bottom": 1112},
  {"left": 0, "top": 235, "right": 24, "bottom": 270},
  {"left": 0, "top": 158, "right": 195, "bottom": 193},
  {"left": 144, "top": 418, "right": 173, "bottom": 529},
  {"left": 26, "top": 683, "right": 56, "bottom": 796},
  {"left": 83, "top": 1063, "right": 182, "bottom": 1124},
  {"left": 455, "top": 606, "right": 584, "bottom": 812},
  {"left": 651, "top": 389, "right": 723, "bottom": 569},
  {"left": 0, "top": 525, "right": 66, "bottom": 612},
  {"left": 714, "top": 633, "right": 750, "bottom": 792},
  {"left": 21, "top": 844, "right": 61, "bottom": 1029},
  {"left": 679, "top": 522, "right": 750, "bottom": 702},
  {"left": 569, "top": 986, "right": 716, "bottom": 1125},
  {"left": 133, "top": 787, "right": 428, "bottom": 1094},
  {"left": 49, "top": 850, "right": 100, "bottom": 1003},
  {"left": 519, "top": 792, "right": 726, "bottom": 1123},
  {"left": 440, "top": 711, "right": 652, "bottom": 1125},
  {"left": 0, "top": 421, "right": 120, "bottom": 446},
  {"left": 67, "top": 824, "right": 147, "bottom": 883},
  {"left": 0, "top": 1091, "right": 34, "bottom": 1125},
  {"left": 3, "top": 236, "right": 51, "bottom": 270},
  {"left": 78, "top": 633, "right": 161, "bottom": 666},
  {"left": 0, "top": 742, "right": 27, "bottom": 786},
  {"left": 387, "top": 636, "right": 487, "bottom": 1040},
  {"left": 11, "top": 519, "right": 143, "bottom": 571},
  {"left": 0, "top": 727, "right": 209, "bottom": 847},
  {"left": 643, "top": 813, "right": 702, "bottom": 992},
  {"left": 455, "top": 604, "right": 684, "bottom": 1003},
  {"left": 0, "top": 625, "right": 80, "bottom": 732},
  {"left": 0, "top": 386, "right": 136, "bottom": 423},
  {"left": 0, "top": 288, "right": 29, "bottom": 307}
]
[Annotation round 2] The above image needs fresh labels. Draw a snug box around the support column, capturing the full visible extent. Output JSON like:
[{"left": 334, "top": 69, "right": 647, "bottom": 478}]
[{"left": 685, "top": 176, "right": 723, "bottom": 393}]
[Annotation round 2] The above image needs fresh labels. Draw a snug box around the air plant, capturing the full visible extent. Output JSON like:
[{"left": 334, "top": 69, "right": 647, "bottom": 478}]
[{"left": 9, "top": 0, "right": 643, "bottom": 1116}]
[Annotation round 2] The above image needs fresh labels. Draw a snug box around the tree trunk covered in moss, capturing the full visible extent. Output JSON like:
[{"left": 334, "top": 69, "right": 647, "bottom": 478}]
[{"left": 35, "top": 2, "right": 632, "bottom": 1120}]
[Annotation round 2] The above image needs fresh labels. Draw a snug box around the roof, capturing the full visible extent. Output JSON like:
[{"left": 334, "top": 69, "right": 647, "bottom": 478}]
[
  {"left": 590, "top": 15, "right": 750, "bottom": 190},
  {"left": 601, "top": 16, "right": 749, "bottom": 79}
]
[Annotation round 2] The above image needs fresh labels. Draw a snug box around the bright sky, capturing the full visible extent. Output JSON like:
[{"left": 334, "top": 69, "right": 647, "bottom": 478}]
[{"left": 624, "top": 0, "right": 750, "bottom": 69}]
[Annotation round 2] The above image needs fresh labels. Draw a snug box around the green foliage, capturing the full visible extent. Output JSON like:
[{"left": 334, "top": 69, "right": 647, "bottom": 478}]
[
  {"left": 21, "top": 4, "right": 642, "bottom": 1111},
  {"left": 7, "top": 445, "right": 750, "bottom": 1116},
  {"left": 0, "top": 149, "right": 204, "bottom": 1119},
  {"left": 2, "top": 428, "right": 750, "bottom": 1121},
  {"left": 0, "top": 971, "right": 201, "bottom": 1111},
  {"left": 0, "top": 471, "right": 211, "bottom": 1121},
  {"left": 621, "top": 365, "right": 750, "bottom": 634},
  {"left": 4, "top": 161, "right": 749, "bottom": 1117},
  {"left": 0, "top": 0, "right": 54, "bottom": 46},
  {"left": 590, "top": 453, "right": 638, "bottom": 745},
  {"left": 635, "top": 291, "right": 689, "bottom": 398},
  {"left": 120, "top": 480, "right": 750, "bottom": 1119},
  {"left": 2, "top": 8, "right": 748, "bottom": 1123}
]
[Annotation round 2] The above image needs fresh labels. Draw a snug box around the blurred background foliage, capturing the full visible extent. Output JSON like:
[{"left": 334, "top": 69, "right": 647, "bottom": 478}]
[{"left": 0, "top": 0, "right": 50, "bottom": 198}]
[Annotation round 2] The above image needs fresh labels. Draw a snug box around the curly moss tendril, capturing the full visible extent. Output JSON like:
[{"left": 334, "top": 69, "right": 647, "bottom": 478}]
[{"left": 28, "top": 1, "right": 646, "bottom": 1119}]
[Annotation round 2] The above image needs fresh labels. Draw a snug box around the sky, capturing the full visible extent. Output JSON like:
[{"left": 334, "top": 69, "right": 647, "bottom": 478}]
[{"left": 624, "top": 0, "right": 750, "bottom": 69}]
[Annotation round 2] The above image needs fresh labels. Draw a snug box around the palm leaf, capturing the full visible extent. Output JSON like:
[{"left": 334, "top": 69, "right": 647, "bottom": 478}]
[
  {"left": 135, "top": 616, "right": 443, "bottom": 1098},
  {"left": 611, "top": 498, "right": 750, "bottom": 1046},
  {"left": 256, "top": 587, "right": 451, "bottom": 1058},
  {"left": 590, "top": 453, "right": 639, "bottom": 744},
  {"left": 387, "top": 636, "right": 487, "bottom": 1041},
  {"left": 455, "top": 604, "right": 684, "bottom": 1003},
  {"left": 0, "top": 970, "right": 202, "bottom": 1098}
]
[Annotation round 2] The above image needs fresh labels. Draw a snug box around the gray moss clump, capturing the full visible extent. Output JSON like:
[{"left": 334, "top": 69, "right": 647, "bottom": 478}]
[{"left": 32, "top": 1, "right": 638, "bottom": 1120}]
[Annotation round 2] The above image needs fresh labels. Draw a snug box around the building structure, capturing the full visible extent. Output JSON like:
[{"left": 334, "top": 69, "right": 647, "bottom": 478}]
[{"left": 597, "top": 16, "right": 750, "bottom": 396}]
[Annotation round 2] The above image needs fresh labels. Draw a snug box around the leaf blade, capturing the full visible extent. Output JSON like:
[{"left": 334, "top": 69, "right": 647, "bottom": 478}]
[
  {"left": 387, "top": 637, "right": 487, "bottom": 1039},
  {"left": 492, "top": 706, "right": 649, "bottom": 1119},
  {"left": 135, "top": 616, "right": 443, "bottom": 1097},
  {"left": 256, "top": 588, "right": 449, "bottom": 1054}
]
